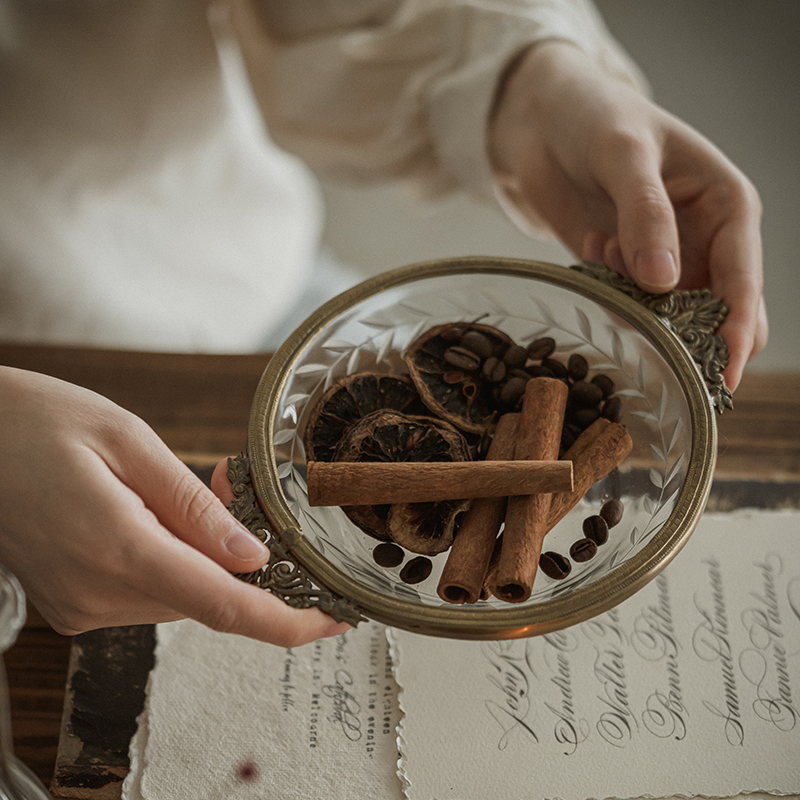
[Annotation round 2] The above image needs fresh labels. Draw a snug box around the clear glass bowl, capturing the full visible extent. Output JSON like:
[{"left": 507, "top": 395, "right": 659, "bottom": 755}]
[{"left": 245, "top": 258, "right": 719, "bottom": 638}]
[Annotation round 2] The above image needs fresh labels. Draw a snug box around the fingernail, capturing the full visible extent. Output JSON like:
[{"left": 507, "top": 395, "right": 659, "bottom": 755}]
[
  {"left": 634, "top": 249, "right": 678, "bottom": 291},
  {"left": 323, "top": 621, "right": 351, "bottom": 638},
  {"left": 225, "top": 527, "right": 269, "bottom": 561}
]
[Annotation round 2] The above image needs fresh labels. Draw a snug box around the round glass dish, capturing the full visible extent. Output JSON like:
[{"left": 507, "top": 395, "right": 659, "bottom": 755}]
[{"left": 241, "top": 257, "right": 723, "bottom": 639}]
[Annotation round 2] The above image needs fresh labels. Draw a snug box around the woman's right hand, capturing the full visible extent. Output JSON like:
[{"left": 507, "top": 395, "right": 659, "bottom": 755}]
[{"left": 0, "top": 366, "right": 348, "bottom": 645}]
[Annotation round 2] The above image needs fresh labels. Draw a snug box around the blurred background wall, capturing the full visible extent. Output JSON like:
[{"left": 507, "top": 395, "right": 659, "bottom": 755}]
[{"left": 315, "top": 0, "right": 799, "bottom": 374}]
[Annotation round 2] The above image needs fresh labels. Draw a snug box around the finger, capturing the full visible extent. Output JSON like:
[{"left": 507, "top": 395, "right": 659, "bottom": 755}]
[
  {"left": 102, "top": 454, "right": 352, "bottom": 645},
  {"left": 211, "top": 457, "right": 236, "bottom": 505},
  {"left": 603, "top": 236, "right": 630, "bottom": 279},
  {"left": 705, "top": 190, "right": 765, "bottom": 391},
  {"left": 712, "top": 254, "right": 766, "bottom": 392},
  {"left": 126, "top": 516, "right": 350, "bottom": 646},
  {"left": 106, "top": 425, "right": 270, "bottom": 574},
  {"left": 581, "top": 230, "right": 609, "bottom": 264},
  {"left": 597, "top": 138, "right": 680, "bottom": 293}
]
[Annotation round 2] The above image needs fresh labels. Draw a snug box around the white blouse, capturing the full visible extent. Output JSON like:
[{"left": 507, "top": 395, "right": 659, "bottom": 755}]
[{"left": 0, "top": 0, "right": 644, "bottom": 352}]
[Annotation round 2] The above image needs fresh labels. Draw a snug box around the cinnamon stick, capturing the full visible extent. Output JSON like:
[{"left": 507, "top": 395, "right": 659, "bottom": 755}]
[
  {"left": 306, "top": 457, "right": 572, "bottom": 507},
  {"left": 546, "top": 417, "right": 632, "bottom": 529},
  {"left": 493, "top": 377, "right": 568, "bottom": 603},
  {"left": 437, "top": 413, "right": 520, "bottom": 605},
  {"left": 483, "top": 417, "right": 632, "bottom": 600}
]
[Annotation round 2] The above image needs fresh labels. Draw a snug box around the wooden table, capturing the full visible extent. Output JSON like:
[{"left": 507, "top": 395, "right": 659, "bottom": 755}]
[{"left": 2, "top": 342, "right": 799, "bottom": 797}]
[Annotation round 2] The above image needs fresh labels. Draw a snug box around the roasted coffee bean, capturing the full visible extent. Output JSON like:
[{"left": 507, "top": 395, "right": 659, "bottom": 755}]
[
  {"left": 500, "top": 375, "right": 527, "bottom": 408},
  {"left": 526, "top": 363, "right": 551, "bottom": 378},
  {"left": 569, "top": 380, "right": 604, "bottom": 408},
  {"left": 571, "top": 406, "right": 601, "bottom": 429},
  {"left": 482, "top": 356, "right": 506, "bottom": 383},
  {"left": 507, "top": 368, "right": 531, "bottom": 381},
  {"left": 600, "top": 499, "right": 624, "bottom": 528},
  {"left": 503, "top": 344, "right": 528, "bottom": 369},
  {"left": 539, "top": 551, "right": 572, "bottom": 580},
  {"left": 443, "top": 346, "right": 481, "bottom": 371},
  {"left": 582, "top": 514, "right": 609, "bottom": 545},
  {"left": 400, "top": 556, "right": 433, "bottom": 584},
  {"left": 460, "top": 330, "right": 494, "bottom": 359},
  {"left": 601, "top": 395, "right": 622, "bottom": 422},
  {"left": 373, "top": 542, "right": 405, "bottom": 568},
  {"left": 527, "top": 336, "right": 556, "bottom": 360},
  {"left": 442, "top": 370, "right": 465, "bottom": 384},
  {"left": 570, "top": 537, "right": 598, "bottom": 563},
  {"left": 441, "top": 325, "right": 465, "bottom": 343},
  {"left": 567, "top": 353, "right": 589, "bottom": 382},
  {"left": 591, "top": 374, "right": 615, "bottom": 398},
  {"left": 542, "top": 357, "right": 568, "bottom": 380}
]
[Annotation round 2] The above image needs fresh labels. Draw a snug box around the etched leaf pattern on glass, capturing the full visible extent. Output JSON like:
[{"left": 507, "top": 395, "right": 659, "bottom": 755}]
[{"left": 271, "top": 275, "right": 690, "bottom": 605}]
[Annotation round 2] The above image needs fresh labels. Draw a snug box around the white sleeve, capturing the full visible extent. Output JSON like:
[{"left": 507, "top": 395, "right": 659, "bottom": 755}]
[{"left": 230, "top": 0, "right": 648, "bottom": 203}]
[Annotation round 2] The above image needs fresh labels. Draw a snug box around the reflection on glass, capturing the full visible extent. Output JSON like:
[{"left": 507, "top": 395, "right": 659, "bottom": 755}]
[{"left": 0, "top": 564, "right": 52, "bottom": 800}]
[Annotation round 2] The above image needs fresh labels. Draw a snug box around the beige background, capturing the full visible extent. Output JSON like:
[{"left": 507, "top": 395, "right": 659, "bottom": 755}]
[{"left": 317, "top": 0, "right": 799, "bottom": 374}]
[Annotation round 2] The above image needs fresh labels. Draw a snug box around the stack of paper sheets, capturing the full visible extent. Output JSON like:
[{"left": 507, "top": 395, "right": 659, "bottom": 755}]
[{"left": 123, "top": 511, "right": 800, "bottom": 800}]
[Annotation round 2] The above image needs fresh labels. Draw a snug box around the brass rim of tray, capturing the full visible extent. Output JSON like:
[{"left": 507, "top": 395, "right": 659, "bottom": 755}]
[{"left": 247, "top": 257, "right": 717, "bottom": 639}]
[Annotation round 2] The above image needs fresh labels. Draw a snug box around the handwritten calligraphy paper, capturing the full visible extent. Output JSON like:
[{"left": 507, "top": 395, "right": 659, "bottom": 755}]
[
  {"left": 391, "top": 511, "right": 800, "bottom": 800},
  {"left": 123, "top": 619, "right": 403, "bottom": 800}
]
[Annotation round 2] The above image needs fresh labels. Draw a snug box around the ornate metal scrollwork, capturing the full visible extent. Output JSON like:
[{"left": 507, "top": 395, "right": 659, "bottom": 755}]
[
  {"left": 225, "top": 454, "right": 365, "bottom": 627},
  {"left": 572, "top": 261, "right": 733, "bottom": 413}
]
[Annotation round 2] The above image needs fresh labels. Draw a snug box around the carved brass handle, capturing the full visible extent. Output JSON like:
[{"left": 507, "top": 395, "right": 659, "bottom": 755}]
[
  {"left": 573, "top": 261, "right": 733, "bottom": 413},
  {"left": 226, "top": 454, "right": 365, "bottom": 627}
]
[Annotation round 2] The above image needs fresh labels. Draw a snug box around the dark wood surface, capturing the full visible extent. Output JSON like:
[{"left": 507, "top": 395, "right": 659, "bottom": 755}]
[{"left": 2, "top": 342, "right": 799, "bottom": 797}]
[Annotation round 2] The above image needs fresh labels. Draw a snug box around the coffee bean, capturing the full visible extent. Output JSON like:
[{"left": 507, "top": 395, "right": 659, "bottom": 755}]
[
  {"left": 582, "top": 514, "right": 609, "bottom": 545},
  {"left": 601, "top": 395, "right": 622, "bottom": 422},
  {"left": 539, "top": 551, "right": 572, "bottom": 580},
  {"left": 482, "top": 356, "right": 506, "bottom": 383},
  {"left": 441, "top": 325, "right": 465, "bottom": 343},
  {"left": 591, "top": 374, "right": 615, "bottom": 398},
  {"left": 542, "top": 357, "right": 568, "bottom": 380},
  {"left": 460, "top": 330, "right": 494, "bottom": 359},
  {"left": 500, "top": 375, "right": 528, "bottom": 408},
  {"left": 503, "top": 344, "right": 528, "bottom": 369},
  {"left": 527, "top": 336, "right": 556, "bottom": 360},
  {"left": 570, "top": 538, "right": 598, "bottom": 563},
  {"left": 373, "top": 542, "right": 405, "bottom": 568},
  {"left": 571, "top": 406, "right": 600, "bottom": 429},
  {"left": 526, "top": 363, "right": 550, "bottom": 378},
  {"left": 442, "top": 370, "right": 464, "bottom": 384},
  {"left": 600, "top": 499, "right": 624, "bottom": 528},
  {"left": 567, "top": 353, "right": 589, "bottom": 382},
  {"left": 569, "top": 380, "right": 604, "bottom": 408},
  {"left": 400, "top": 556, "right": 433, "bottom": 584},
  {"left": 443, "top": 346, "right": 481, "bottom": 371}
]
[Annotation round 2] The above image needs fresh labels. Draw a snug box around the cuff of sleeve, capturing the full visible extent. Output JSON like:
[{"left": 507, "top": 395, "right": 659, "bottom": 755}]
[{"left": 427, "top": 1, "right": 648, "bottom": 212}]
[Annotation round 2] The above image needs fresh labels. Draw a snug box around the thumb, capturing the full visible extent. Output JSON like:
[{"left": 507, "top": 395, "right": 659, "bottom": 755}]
[
  {"left": 112, "top": 428, "right": 270, "bottom": 574},
  {"left": 602, "top": 145, "right": 680, "bottom": 294}
]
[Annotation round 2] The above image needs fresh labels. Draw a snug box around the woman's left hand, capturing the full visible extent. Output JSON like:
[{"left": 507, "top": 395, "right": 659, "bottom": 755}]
[{"left": 489, "top": 41, "right": 767, "bottom": 390}]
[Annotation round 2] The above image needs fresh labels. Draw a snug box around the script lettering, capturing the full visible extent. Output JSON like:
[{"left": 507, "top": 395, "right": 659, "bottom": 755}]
[
  {"left": 322, "top": 669, "right": 362, "bottom": 742},
  {"left": 482, "top": 642, "right": 538, "bottom": 749},
  {"left": 693, "top": 558, "right": 745, "bottom": 746}
]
